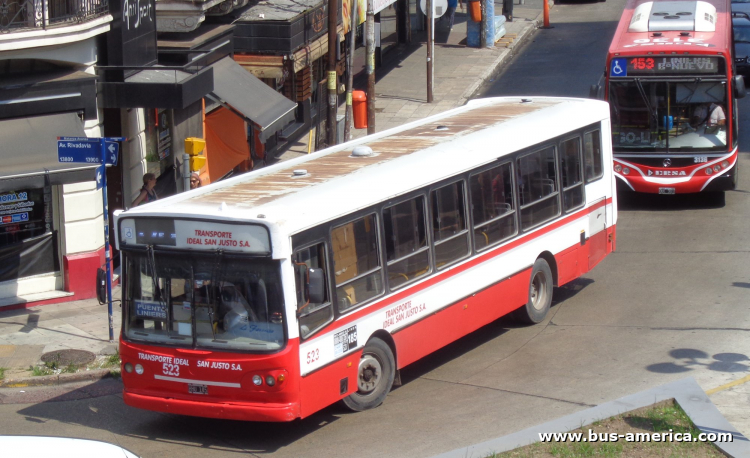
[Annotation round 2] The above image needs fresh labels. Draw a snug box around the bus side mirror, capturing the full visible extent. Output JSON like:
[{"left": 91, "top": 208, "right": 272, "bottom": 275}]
[
  {"left": 307, "top": 268, "right": 325, "bottom": 304},
  {"left": 589, "top": 84, "right": 604, "bottom": 100},
  {"left": 734, "top": 75, "right": 746, "bottom": 99}
]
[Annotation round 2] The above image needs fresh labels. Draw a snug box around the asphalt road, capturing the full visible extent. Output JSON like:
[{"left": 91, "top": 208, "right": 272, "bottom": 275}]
[{"left": 3, "top": 1, "right": 750, "bottom": 457}]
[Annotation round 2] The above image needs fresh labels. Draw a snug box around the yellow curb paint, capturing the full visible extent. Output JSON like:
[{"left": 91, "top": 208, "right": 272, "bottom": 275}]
[{"left": 706, "top": 373, "right": 750, "bottom": 395}]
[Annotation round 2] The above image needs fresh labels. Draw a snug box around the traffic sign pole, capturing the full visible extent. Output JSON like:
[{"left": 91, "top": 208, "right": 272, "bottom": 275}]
[{"left": 99, "top": 138, "right": 115, "bottom": 342}]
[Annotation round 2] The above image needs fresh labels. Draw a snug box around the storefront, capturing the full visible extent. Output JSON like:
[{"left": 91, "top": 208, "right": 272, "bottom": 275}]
[{"left": 0, "top": 112, "right": 101, "bottom": 306}]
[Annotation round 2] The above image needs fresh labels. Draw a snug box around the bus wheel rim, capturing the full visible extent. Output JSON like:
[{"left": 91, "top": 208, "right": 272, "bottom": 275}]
[
  {"left": 531, "top": 271, "right": 547, "bottom": 311},
  {"left": 358, "top": 354, "right": 382, "bottom": 394}
]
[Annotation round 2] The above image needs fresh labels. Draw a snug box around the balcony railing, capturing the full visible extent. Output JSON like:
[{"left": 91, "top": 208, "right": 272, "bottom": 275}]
[{"left": 0, "top": 0, "right": 109, "bottom": 33}]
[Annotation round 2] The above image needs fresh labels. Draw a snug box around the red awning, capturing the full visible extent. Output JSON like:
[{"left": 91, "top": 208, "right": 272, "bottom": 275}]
[{"left": 204, "top": 107, "right": 251, "bottom": 183}]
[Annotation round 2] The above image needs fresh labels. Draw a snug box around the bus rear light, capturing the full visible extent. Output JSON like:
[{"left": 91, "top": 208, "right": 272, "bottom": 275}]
[
  {"left": 135, "top": 364, "right": 144, "bottom": 375},
  {"left": 622, "top": 167, "right": 630, "bottom": 175},
  {"left": 124, "top": 363, "right": 133, "bottom": 373},
  {"left": 705, "top": 168, "right": 713, "bottom": 175},
  {"left": 714, "top": 165, "right": 721, "bottom": 172},
  {"left": 252, "top": 375, "right": 263, "bottom": 386},
  {"left": 614, "top": 164, "right": 622, "bottom": 173}
]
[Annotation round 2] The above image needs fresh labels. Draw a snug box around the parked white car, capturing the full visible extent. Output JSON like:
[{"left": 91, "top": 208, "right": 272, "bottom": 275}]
[{"left": 0, "top": 435, "right": 139, "bottom": 458}]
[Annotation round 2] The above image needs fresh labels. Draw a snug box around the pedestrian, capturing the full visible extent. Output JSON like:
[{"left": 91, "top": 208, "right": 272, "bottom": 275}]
[
  {"left": 190, "top": 172, "right": 202, "bottom": 190},
  {"left": 441, "top": 0, "right": 460, "bottom": 30},
  {"left": 131, "top": 173, "right": 158, "bottom": 207}
]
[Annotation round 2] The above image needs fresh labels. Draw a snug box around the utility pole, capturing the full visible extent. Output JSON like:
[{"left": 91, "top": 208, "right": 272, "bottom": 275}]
[
  {"left": 344, "top": 0, "right": 358, "bottom": 141},
  {"left": 366, "top": 0, "right": 376, "bottom": 134},
  {"left": 426, "top": 0, "right": 433, "bottom": 102},
  {"left": 480, "top": 0, "right": 487, "bottom": 48},
  {"left": 327, "top": 0, "right": 338, "bottom": 146}
]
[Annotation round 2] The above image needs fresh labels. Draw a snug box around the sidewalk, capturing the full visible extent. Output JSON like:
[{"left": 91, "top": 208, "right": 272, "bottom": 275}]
[
  {"left": 0, "top": 290, "right": 121, "bottom": 386},
  {"left": 277, "top": 0, "right": 547, "bottom": 160}
]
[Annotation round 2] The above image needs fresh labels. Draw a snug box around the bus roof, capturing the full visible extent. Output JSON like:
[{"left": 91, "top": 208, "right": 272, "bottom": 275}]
[
  {"left": 608, "top": 0, "right": 731, "bottom": 56},
  {"left": 121, "top": 97, "right": 609, "bottom": 237}
]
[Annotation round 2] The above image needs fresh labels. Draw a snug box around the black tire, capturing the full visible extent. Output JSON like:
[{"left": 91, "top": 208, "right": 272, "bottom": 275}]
[
  {"left": 513, "top": 258, "right": 553, "bottom": 324},
  {"left": 342, "top": 338, "right": 395, "bottom": 412}
]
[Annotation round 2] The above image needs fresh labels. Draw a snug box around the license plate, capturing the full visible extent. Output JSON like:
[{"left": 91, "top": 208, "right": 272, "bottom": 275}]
[
  {"left": 659, "top": 187, "right": 676, "bottom": 195},
  {"left": 188, "top": 384, "right": 208, "bottom": 395}
]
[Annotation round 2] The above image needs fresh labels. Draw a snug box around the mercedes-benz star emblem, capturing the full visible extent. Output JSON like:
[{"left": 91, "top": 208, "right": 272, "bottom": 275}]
[{"left": 663, "top": 158, "right": 672, "bottom": 167}]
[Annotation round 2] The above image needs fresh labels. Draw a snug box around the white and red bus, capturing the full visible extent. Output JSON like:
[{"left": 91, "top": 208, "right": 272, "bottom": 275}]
[
  {"left": 602, "top": 0, "right": 746, "bottom": 194},
  {"left": 113, "top": 97, "right": 617, "bottom": 422}
]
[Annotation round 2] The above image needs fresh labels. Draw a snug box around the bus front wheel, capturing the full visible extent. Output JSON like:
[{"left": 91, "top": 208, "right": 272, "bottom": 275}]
[
  {"left": 514, "top": 258, "right": 553, "bottom": 324},
  {"left": 343, "top": 338, "right": 395, "bottom": 412}
]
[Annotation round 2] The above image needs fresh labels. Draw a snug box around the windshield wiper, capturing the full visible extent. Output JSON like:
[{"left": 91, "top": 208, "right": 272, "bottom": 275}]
[
  {"left": 634, "top": 78, "right": 659, "bottom": 128},
  {"left": 207, "top": 250, "right": 225, "bottom": 341},
  {"left": 146, "top": 245, "right": 167, "bottom": 315}
]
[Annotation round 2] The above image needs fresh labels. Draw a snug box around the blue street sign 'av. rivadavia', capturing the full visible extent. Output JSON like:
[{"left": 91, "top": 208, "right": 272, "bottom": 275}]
[{"left": 57, "top": 137, "right": 121, "bottom": 165}]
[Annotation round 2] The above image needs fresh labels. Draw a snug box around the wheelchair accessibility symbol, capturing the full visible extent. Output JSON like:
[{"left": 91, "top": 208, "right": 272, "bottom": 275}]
[{"left": 610, "top": 58, "right": 627, "bottom": 77}]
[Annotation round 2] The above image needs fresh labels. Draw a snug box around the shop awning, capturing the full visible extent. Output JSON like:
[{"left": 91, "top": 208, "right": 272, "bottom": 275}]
[
  {"left": 208, "top": 57, "right": 297, "bottom": 141},
  {"left": 0, "top": 113, "right": 96, "bottom": 193},
  {"left": 98, "top": 66, "right": 214, "bottom": 109},
  {"left": 0, "top": 68, "right": 98, "bottom": 121}
]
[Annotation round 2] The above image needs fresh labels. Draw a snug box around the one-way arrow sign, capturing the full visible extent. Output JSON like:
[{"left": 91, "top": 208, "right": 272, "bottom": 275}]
[{"left": 96, "top": 164, "right": 105, "bottom": 190}]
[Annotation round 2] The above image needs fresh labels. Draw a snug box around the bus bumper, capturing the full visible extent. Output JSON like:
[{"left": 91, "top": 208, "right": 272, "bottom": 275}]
[
  {"left": 123, "top": 390, "right": 301, "bottom": 422},
  {"left": 614, "top": 152, "right": 737, "bottom": 194}
]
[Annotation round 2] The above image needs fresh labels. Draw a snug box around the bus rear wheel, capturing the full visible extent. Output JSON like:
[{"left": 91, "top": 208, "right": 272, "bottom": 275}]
[
  {"left": 343, "top": 338, "right": 395, "bottom": 412},
  {"left": 513, "top": 258, "right": 553, "bottom": 324}
]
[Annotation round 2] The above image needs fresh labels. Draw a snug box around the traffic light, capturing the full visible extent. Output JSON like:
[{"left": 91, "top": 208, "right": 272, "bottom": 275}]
[{"left": 184, "top": 137, "right": 206, "bottom": 171}]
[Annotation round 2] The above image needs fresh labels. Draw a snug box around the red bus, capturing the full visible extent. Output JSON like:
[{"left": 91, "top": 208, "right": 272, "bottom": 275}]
[
  {"left": 114, "top": 97, "right": 616, "bottom": 421},
  {"left": 602, "top": 0, "right": 746, "bottom": 194}
]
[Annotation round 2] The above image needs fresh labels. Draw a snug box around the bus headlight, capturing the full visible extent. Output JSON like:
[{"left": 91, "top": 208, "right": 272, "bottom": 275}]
[
  {"left": 135, "top": 364, "right": 144, "bottom": 375},
  {"left": 705, "top": 167, "right": 713, "bottom": 175},
  {"left": 124, "top": 362, "right": 133, "bottom": 373},
  {"left": 721, "top": 161, "right": 729, "bottom": 168},
  {"left": 253, "top": 375, "right": 263, "bottom": 386},
  {"left": 614, "top": 164, "right": 622, "bottom": 173},
  {"left": 265, "top": 375, "right": 276, "bottom": 387},
  {"left": 622, "top": 167, "right": 630, "bottom": 175},
  {"left": 714, "top": 165, "right": 721, "bottom": 172}
]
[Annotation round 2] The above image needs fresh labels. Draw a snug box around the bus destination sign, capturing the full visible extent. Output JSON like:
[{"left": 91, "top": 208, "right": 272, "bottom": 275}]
[{"left": 625, "top": 56, "right": 720, "bottom": 75}]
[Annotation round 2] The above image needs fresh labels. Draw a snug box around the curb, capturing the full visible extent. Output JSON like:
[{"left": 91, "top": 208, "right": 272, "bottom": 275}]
[
  {"left": 432, "top": 377, "right": 750, "bottom": 458},
  {"left": 457, "top": 12, "right": 543, "bottom": 106},
  {"left": 0, "top": 368, "right": 118, "bottom": 388}
]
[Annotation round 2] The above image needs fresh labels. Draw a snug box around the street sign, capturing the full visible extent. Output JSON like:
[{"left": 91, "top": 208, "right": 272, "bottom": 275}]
[
  {"left": 95, "top": 164, "right": 105, "bottom": 190},
  {"left": 57, "top": 137, "right": 122, "bottom": 165}
]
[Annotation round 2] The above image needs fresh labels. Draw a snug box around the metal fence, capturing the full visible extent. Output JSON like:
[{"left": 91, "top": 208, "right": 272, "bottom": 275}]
[{"left": 0, "top": 0, "right": 109, "bottom": 33}]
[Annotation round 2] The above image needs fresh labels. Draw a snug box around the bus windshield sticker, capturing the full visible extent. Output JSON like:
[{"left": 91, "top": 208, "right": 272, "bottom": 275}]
[
  {"left": 135, "top": 300, "right": 167, "bottom": 320},
  {"left": 334, "top": 326, "right": 358, "bottom": 356},
  {"left": 610, "top": 58, "right": 627, "bottom": 77}
]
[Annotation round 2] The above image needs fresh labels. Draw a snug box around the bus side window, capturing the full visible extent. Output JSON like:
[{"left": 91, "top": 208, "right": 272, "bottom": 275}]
[
  {"left": 469, "top": 162, "right": 517, "bottom": 251},
  {"left": 293, "top": 243, "right": 333, "bottom": 339},
  {"left": 584, "top": 129, "right": 603, "bottom": 183},
  {"left": 332, "top": 214, "right": 383, "bottom": 311},
  {"left": 517, "top": 147, "right": 560, "bottom": 231},
  {"left": 560, "top": 137, "right": 585, "bottom": 212},
  {"left": 384, "top": 196, "right": 430, "bottom": 289},
  {"left": 431, "top": 181, "right": 470, "bottom": 269}
]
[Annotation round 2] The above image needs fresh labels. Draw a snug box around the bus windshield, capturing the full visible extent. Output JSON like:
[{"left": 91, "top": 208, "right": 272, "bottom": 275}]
[
  {"left": 609, "top": 80, "right": 728, "bottom": 152},
  {"left": 123, "top": 249, "right": 285, "bottom": 352}
]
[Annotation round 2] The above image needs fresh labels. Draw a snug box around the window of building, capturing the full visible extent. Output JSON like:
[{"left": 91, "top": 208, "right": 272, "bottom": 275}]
[
  {"left": 470, "top": 162, "right": 517, "bottom": 251},
  {"left": 560, "top": 137, "right": 585, "bottom": 211},
  {"left": 431, "top": 181, "right": 470, "bottom": 269},
  {"left": 384, "top": 196, "right": 430, "bottom": 289},
  {"left": 332, "top": 214, "right": 383, "bottom": 311},
  {"left": 517, "top": 147, "right": 560, "bottom": 230}
]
